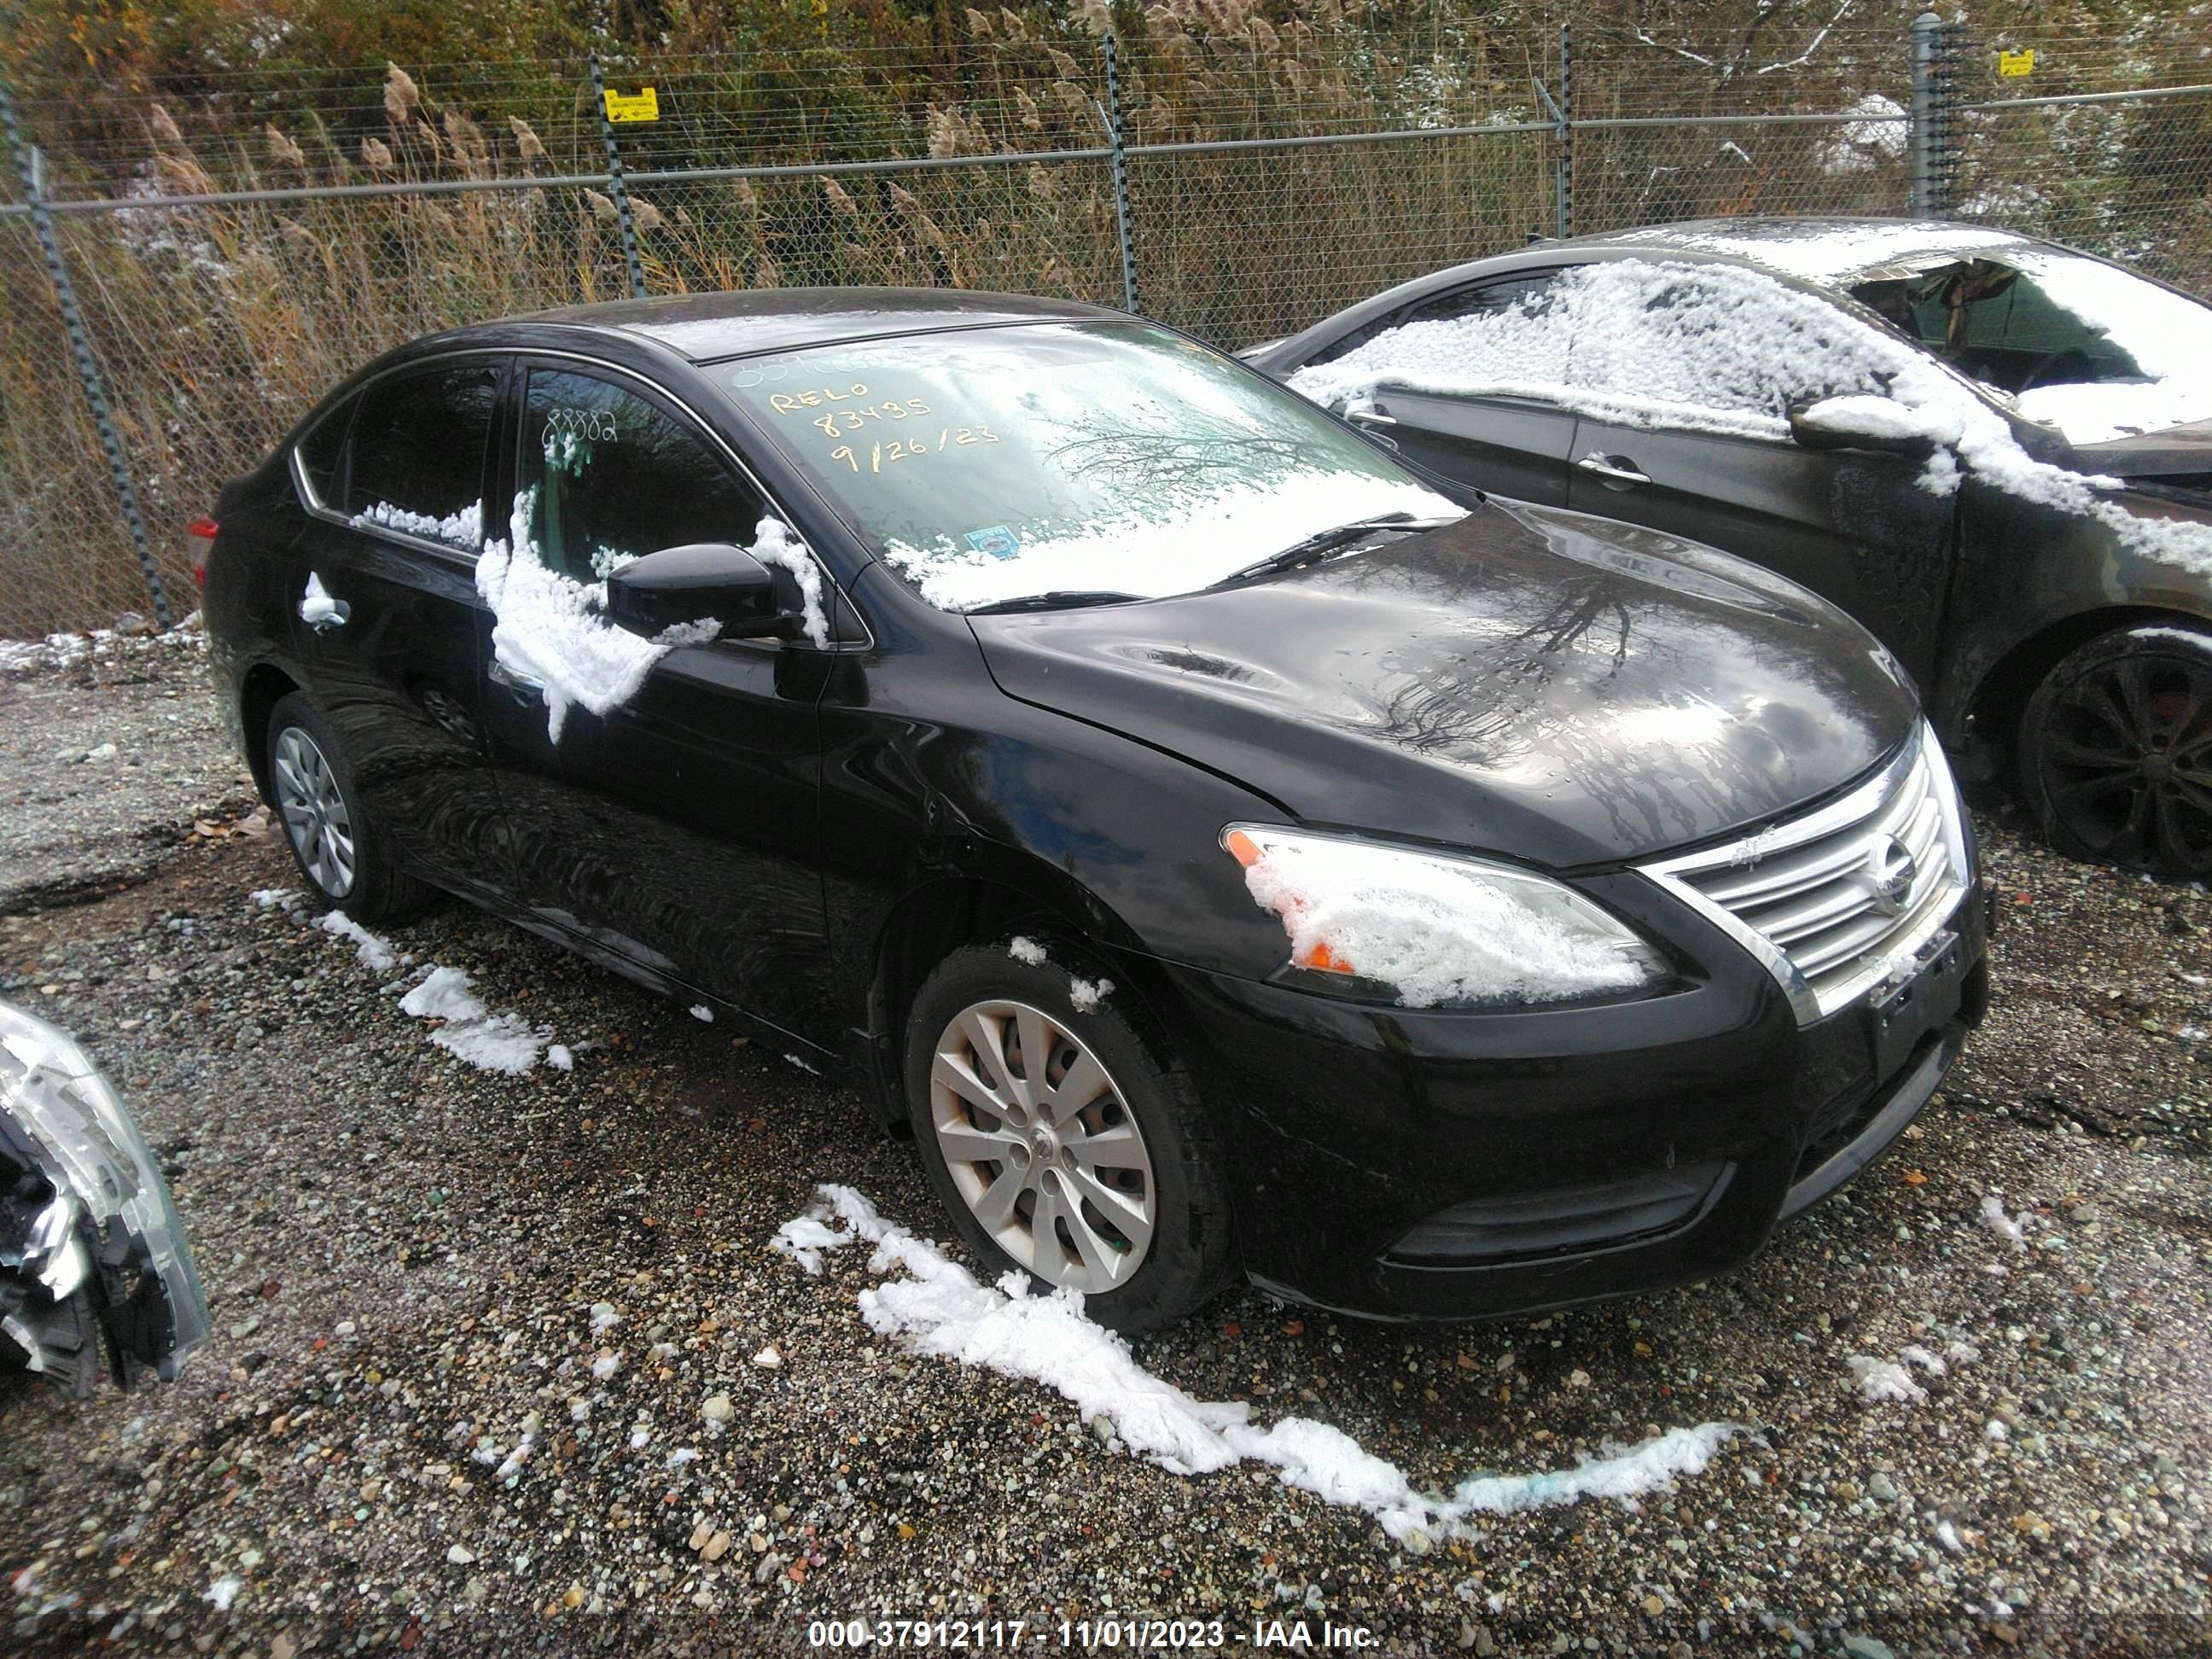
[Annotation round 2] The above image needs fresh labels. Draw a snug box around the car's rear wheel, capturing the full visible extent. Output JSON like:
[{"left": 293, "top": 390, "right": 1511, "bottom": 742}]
[
  {"left": 265, "top": 692, "right": 430, "bottom": 922},
  {"left": 902, "top": 940, "right": 1238, "bottom": 1332},
  {"left": 2020, "top": 624, "right": 2212, "bottom": 881}
]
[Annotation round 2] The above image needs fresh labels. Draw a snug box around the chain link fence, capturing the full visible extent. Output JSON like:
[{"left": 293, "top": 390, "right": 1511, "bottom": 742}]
[{"left": 2, "top": 6, "right": 2208, "bottom": 637}]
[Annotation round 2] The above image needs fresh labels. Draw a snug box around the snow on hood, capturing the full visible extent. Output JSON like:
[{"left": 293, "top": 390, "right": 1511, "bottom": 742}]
[
  {"left": 777, "top": 1184, "right": 1738, "bottom": 1545},
  {"left": 1289, "top": 258, "right": 2212, "bottom": 579}
]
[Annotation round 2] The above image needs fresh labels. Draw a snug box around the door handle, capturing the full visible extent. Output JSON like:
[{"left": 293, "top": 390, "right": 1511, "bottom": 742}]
[
  {"left": 488, "top": 659, "right": 545, "bottom": 694},
  {"left": 1575, "top": 452, "right": 1651, "bottom": 487},
  {"left": 1347, "top": 409, "right": 1398, "bottom": 427}
]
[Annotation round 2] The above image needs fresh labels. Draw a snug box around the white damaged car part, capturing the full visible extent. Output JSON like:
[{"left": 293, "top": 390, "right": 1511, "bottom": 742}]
[{"left": 0, "top": 1001, "right": 210, "bottom": 1394}]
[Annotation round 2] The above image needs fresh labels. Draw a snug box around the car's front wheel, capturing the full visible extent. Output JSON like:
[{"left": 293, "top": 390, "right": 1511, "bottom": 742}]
[
  {"left": 265, "top": 691, "right": 430, "bottom": 921},
  {"left": 902, "top": 940, "right": 1239, "bottom": 1332},
  {"left": 2020, "top": 624, "right": 2212, "bottom": 882}
]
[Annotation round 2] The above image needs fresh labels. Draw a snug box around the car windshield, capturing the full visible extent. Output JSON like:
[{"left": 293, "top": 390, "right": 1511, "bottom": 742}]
[
  {"left": 713, "top": 321, "right": 1461, "bottom": 611},
  {"left": 1849, "top": 248, "right": 2212, "bottom": 440}
]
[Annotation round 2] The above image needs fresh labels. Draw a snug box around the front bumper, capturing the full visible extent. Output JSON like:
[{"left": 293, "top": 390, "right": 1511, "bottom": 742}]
[{"left": 1153, "top": 882, "right": 1987, "bottom": 1323}]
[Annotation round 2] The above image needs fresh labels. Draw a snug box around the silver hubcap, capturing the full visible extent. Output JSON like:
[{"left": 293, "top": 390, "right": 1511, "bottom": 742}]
[
  {"left": 929, "top": 1000, "right": 1156, "bottom": 1293},
  {"left": 271, "top": 725, "right": 357, "bottom": 898}
]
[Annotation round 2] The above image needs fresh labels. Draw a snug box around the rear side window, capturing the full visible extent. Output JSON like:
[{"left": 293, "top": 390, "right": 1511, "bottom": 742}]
[
  {"left": 1305, "top": 272, "right": 1563, "bottom": 370},
  {"left": 294, "top": 397, "right": 352, "bottom": 509},
  {"left": 343, "top": 362, "right": 499, "bottom": 550}
]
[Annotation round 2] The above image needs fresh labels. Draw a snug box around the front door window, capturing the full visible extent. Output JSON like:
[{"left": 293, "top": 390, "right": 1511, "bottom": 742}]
[{"left": 519, "top": 369, "right": 764, "bottom": 579}]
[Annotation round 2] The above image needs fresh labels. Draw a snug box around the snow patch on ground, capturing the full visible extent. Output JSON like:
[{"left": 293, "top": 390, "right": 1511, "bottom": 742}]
[
  {"left": 204, "top": 1575, "right": 243, "bottom": 1611},
  {"left": 1981, "top": 1195, "right": 2029, "bottom": 1250},
  {"left": 689, "top": 1004, "right": 714, "bottom": 1023},
  {"left": 1846, "top": 1355, "right": 1928, "bottom": 1405},
  {"left": 0, "top": 615, "right": 204, "bottom": 676},
  {"left": 778, "top": 1185, "right": 1736, "bottom": 1544},
  {"left": 396, "top": 965, "right": 554, "bottom": 1076},
  {"left": 315, "top": 910, "right": 397, "bottom": 972},
  {"left": 250, "top": 888, "right": 302, "bottom": 911}
]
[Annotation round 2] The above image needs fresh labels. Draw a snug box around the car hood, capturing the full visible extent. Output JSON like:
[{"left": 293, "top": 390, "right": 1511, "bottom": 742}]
[
  {"left": 2067, "top": 418, "right": 2212, "bottom": 486},
  {"left": 969, "top": 500, "right": 1920, "bottom": 867}
]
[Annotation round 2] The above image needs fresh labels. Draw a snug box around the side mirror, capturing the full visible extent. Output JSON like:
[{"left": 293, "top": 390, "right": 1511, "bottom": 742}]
[
  {"left": 1787, "top": 395, "right": 1949, "bottom": 462},
  {"left": 605, "top": 542, "right": 786, "bottom": 638}
]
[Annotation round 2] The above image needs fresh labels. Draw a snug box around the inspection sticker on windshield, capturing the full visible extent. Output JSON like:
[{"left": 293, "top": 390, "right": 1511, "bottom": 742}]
[{"left": 964, "top": 525, "right": 1021, "bottom": 560}]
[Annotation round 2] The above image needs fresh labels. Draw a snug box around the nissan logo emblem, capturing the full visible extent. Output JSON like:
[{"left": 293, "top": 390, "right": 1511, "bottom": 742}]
[{"left": 1864, "top": 833, "right": 1919, "bottom": 917}]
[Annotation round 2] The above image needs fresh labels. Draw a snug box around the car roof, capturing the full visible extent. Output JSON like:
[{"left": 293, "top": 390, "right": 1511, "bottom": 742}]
[
  {"left": 1562, "top": 216, "right": 2044, "bottom": 287},
  {"left": 501, "top": 287, "right": 1125, "bottom": 364},
  {"left": 1251, "top": 216, "right": 2067, "bottom": 370}
]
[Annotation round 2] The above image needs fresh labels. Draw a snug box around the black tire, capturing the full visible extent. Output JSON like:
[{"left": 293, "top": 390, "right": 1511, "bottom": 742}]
[
  {"left": 2019, "top": 624, "right": 2212, "bottom": 882},
  {"left": 901, "top": 939, "right": 1240, "bottom": 1333},
  {"left": 265, "top": 691, "right": 432, "bottom": 922}
]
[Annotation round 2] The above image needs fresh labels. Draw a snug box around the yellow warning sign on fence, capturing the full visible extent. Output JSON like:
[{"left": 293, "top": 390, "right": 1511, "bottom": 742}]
[
  {"left": 1997, "top": 49, "right": 2035, "bottom": 78},
  {"left": 602, "top": 86, "right": 660, "bottom": 123}
]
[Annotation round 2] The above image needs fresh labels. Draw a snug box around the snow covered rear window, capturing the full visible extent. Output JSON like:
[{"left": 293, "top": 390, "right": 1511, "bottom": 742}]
[
  {"left": 342, "top": 361, "right": 498, "bottom": 549},
  {"left": 714, "top": 322, "right": 1459, "bottom": 613}
]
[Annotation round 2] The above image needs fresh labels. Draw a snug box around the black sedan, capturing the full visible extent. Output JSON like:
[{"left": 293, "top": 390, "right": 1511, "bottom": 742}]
[
  {"left": 1248, "top": 218, "right": 2212, "bottom": 881},
  {"left": 200, "top": 289, "right": 1986, "bottom": 1330}
]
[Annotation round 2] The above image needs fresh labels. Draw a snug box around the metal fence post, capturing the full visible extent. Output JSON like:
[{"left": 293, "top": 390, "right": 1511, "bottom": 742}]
[
  {"left": 1102, "top": 33, "right": 1141, "bottom": 315},
  {"left": 1910, "top": 12, "right": 1959, "bottom": 218},
  {"left": 0, "top": 78, "right": 174, "bottom": 628},
  {"left": 1555, "top": 22, "right": 1573, "bottom": 240},
  {"left": 588, "top": 51, "right": 648, "bottom": 299}
]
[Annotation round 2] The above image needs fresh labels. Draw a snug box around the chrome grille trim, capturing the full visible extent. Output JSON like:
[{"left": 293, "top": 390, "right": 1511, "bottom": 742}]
[{"left": 1638, "top": 725, "right": 1973, "bottom": 1024}]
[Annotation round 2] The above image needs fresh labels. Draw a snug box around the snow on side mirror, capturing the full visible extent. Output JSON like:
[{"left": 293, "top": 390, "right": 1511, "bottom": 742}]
[
  {"left": 1788, "top": 394, "right": 1957, "bottom": 462},
  {"left": 605, "top": 543, "right": 786, "bottom": 638}
]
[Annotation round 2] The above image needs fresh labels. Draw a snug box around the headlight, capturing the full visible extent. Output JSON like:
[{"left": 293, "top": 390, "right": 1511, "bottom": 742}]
[
  {"left": 1222, "top": 824, "right": 1670, "bottom": 1009},
  {"left": 0, "top": 1002, "right": 210, "bottom": 1381}
]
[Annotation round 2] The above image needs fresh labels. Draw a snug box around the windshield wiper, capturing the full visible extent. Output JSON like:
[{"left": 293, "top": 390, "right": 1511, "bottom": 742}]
[
  {"left": 1205, "top": 512, "right": 1463, "bottom": 590},
  {"left": 964, "top": 590, "right": 1148, "bottom": 615}
]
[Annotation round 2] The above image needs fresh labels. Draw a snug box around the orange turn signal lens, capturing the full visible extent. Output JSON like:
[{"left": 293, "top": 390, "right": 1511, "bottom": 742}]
[
  {"left": 1224, "top": 830, "right": 1261, "bottom": 867},
  {"left": 1295, "top": 940, "right": 1356, "bottom": 975}
]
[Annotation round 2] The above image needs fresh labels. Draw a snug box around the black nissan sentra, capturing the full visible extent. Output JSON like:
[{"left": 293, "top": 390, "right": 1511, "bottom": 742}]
[{"left": 199, "top": 289, "right": 1988, "bottom": 1330}]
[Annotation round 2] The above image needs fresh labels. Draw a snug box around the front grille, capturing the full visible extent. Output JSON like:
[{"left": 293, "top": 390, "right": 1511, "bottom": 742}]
[{"left": 1640, "top": 725, "right": 1971, "bottom": 1022}]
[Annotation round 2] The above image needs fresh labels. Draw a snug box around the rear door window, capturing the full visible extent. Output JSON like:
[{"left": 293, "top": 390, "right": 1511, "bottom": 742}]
[
  {"left": 295, "top": 397, "right": 353, "bottom": 509},
  {"left": 1305, "top": 271, "right": 1566, "bottom": 375},
  {"left": 343, "top": 362, "right": 499, "bottom": 550},
  {"left": 518, "top": 368, "right": 765, "bottom": 581}
]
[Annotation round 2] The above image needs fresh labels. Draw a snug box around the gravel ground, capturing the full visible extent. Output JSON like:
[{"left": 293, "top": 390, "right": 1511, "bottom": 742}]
[
  {"left": 0, "top": 627, "right": 257, "bottom": 913},
  {"left": 2, "top": 637, "right": 2207, "bottom": 1658}
]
